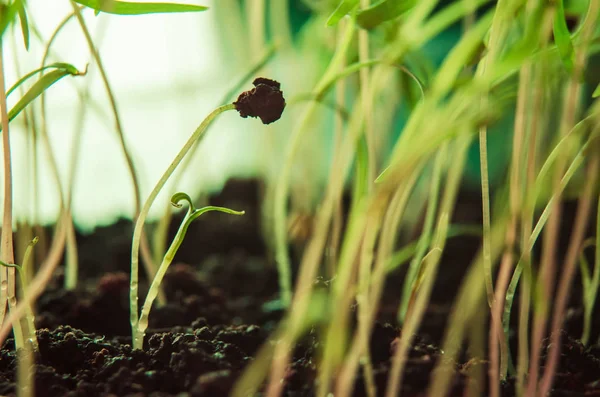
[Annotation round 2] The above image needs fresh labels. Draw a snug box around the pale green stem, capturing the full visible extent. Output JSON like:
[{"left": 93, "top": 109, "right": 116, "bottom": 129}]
[
  {"left": 269, "top": 0, "right": 291, "bottom": 48},
  {"left": 475, "top": 2, "right": 511, "bottom": 391},
  {"left": 247, "top": 0, "right": 265, "bottom": 57},
  {"left": 502, "top": 135, "right": 594, "bottom": 392},
  {"left": 273, "top": 17, "right": 356, "bottom": 307},
  {"left": 20, "top": 237, "right": 38, "bottom": 351},
  {"left": 134, "top": 201, "right": 242, "bottom": 350},
  {"left": 398, "top": 145, "right": 446, "bottom": 322},
  {"left": 386, "top": 132, "right": 469, "bottom": 397},
  {"left": 129, "top": 104, "right": 234, "bottom": 347},
  {"left": 593, "top": 197, "right": 600, "bottom": 345},
  {"left": 0, "top": 36, "right": 19, "bottom": 348},
  {"left": 539, "top": 3, "right": 600, "bottom": 392},
  {"left": 539, "top": 151, "right": 598, "bottom": 395}
]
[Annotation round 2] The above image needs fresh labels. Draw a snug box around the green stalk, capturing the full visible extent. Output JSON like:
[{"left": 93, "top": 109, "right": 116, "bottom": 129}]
[
  {"left": 386, "top": 133, "right": 469, "bottom": 397},
  {"left": 526, "top": 45, "right": 586, "bottom": 397},
  {"left": 326, "top": 21, "right": 349, "bottom": 277},
  {"left": 0, "top": 36, "right": 21, "bottom": 348},
  {"left": 594, "top": 197, "right": 600, "bottom": 345},
  {"left": 478, "top": 2, "right": 521, "bottom": 388},
  {"left": 335, "top": 168, "right": 421, "bottom": 397},
  {"left": 428, "top": 205, "right": 510, "bottom": 397},
  {"left": 269, "top": 0, "right": 291, "bottom": 48},
  {"left": 540, "top": 149, "right": 598, "bottom": 395},
  {"left": 273, "top": 17, "right": 356, "bottom": 307},
  {"left": 247, "top": 0, "right": 265, "bottom": 57},
  {"left": 398, "top": 145, "right": 446, "bottom": 322},
  {"left": 356, "top": 18, "right": 376, "bottom": 390},
  {"left": 0, "top": 236, "right": 39, "bottom": 351},
  {"left": 502, "top": 132, "right": 596, "bottom": 387},
  {"left": 515, "top": 9, "right": 552, "bottom": 392},
  {"left": 0, "top": 212, "right": 68, "bottom": 347},
  {"left": 134, "top": 193, "right": 242, "bottom": 349},
  {"left": 538, "top": 2, "right": 600, "bottom": 392},
  {"left": 130, "top": 104, "right": 235, "bottom": 348}
]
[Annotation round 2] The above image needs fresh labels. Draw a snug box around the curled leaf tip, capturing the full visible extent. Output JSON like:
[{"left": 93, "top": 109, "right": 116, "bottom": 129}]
[
  {"left": 80, "top": 64, "right": 90, "bottom": 76},
  {"left": 170, "top": 192, "right": 195, "bottom": 210},
  {"left": 233, "top": 77, "right": 286, "bottom": 124}
]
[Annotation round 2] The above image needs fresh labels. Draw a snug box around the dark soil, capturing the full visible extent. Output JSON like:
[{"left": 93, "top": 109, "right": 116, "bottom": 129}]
[{"left": 0, "top": 178, "right": 599, "bottom": 397}]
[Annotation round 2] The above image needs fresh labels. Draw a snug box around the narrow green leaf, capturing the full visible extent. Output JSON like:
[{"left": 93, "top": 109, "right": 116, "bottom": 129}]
[
  {"left": 356, "top": 0, "right": 416, "bottom": 30},
  {"left": 72, "top": 0, "right": 208, "bottom": 15},
  {"left": 327, "top": 0, "right": 359, "bottom": 26},
  {"left": 1, "top": 67, "right": 85, "bottom": 132},
  {"left": 553, "top": 0, "right": 575, "bottom": 72},
  {"left": 592, "top": 83, "right": 600, "bottom": 98},
  {"left": 0, "top": 1, "right": 20, "bottom": 37},
  {"left": 17, "top": 2, "right": 29, "bottom": 50},
  {"left": 7, "top": 63, "right": 80, "bottom": 97}
]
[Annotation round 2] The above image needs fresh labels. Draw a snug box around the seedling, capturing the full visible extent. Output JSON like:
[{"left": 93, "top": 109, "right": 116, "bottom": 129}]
[
  {"left": 130, "top": 78, "right": 285, "bottom": 350},
  {"left": 133, "top": 192, "right": 244, "bottom": 349},
  {"left": 0, "top": 236, "right": 39, "bottom": 352}
]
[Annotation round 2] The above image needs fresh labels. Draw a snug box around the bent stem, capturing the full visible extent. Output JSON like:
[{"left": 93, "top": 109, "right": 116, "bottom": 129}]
[
  {"left": 0, "top": 37, "right": 19, "bottom": 345},
  {"left": 134, "top": 193, "right": 243, "bottom": 350},
  {"left": 129, "top": 103, "right": 235, "bottom": 348}
]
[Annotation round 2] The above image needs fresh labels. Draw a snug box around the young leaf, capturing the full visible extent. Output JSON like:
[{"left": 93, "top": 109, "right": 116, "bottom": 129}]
[
  {"left": 17, "top": 2, "right": 29, "bottom": 50},
  {"left": 356, "top": 0, "right": 416, "bottom": 30},
  {"left": 72, "top": 0, "right": 208, "bottom": 15},
  {"left": 327, "top": 0, "right": 359, "bottom": 26},
  {"left": 1, "top": 66, "right": 85, "bottom": 132},
  {"left": 7, "top": 63, "right": 80, "bottom": 97},
  {"left": 553, "top": 0, "right": 575, "bottom": 72}
]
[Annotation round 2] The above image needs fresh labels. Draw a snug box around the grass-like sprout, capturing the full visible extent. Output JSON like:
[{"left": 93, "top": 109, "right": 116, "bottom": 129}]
[
  {"left": 133, "top": 192, "right": 244, "bottom": 349},
  {"left": 130, "top": 78, "right": 285, "bottom": 350},
  {"left": 0, "top": 236, "right": 40, "bottom": 352},
  {"left": 579, "top": 205, "right": 600, "bottom": 345}
]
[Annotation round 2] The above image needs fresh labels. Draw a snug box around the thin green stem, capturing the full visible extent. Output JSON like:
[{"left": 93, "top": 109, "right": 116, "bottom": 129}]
[
  {"left": 130, "top": 104, "right": 234, "bottom": 348},
  {"left": 594, "top": 197, "right": 600, "bottom": 345},
  {"left": 0, "top": 36, "right": 19, "bottom": 346},
  {"left": 398, "top": 145, "right": 446, "bottom": 323},
  {"left": 135, "top": 193, "right": 242, "bottom": 349},
  {"left": 273, "top": 16, "right": 356, "bottom": 307}
]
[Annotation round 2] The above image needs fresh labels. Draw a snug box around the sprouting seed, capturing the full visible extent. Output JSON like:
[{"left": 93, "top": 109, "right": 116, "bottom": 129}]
[{"left": 233, "top": 77, "right": 286, "bottom": 124}]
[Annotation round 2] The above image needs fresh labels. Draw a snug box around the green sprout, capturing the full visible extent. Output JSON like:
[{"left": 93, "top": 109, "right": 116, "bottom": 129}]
[
  {"left": 133, "top": 192, "right": 243, "bottom": 349},
  {"left": 0, "top": 236, "right": 39, "bottom": 352},
  {"left": 129, "top": 78, "right": 285, "bottom": 350}
]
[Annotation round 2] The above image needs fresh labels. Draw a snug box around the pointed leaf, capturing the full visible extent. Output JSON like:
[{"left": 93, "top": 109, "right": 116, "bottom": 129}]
[
  {"left": 553, "top": 0, "right": 575, "bottom": 72},
  {"left": 72, "top": 0, "right": 208, "bottom": 15},
  {"left": 1, "top": 66, "right": 85, "bottom": 132},
  {"left": 7, "top": 63, "right": 80, "bottom": 97},
  {"left": 356, "top": 0, "right": 416, "bottom": 30},
  {"left": 17, "top": 2, "right": 29, "bottom": 50},
  {"left": 327, "top": 0, "right": 359, "bottom": 26}
]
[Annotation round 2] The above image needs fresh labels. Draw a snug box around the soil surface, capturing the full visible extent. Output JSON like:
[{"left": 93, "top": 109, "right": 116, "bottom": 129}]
[{"left": 0, "top": 179, "right": 599, "bottom": 397}]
